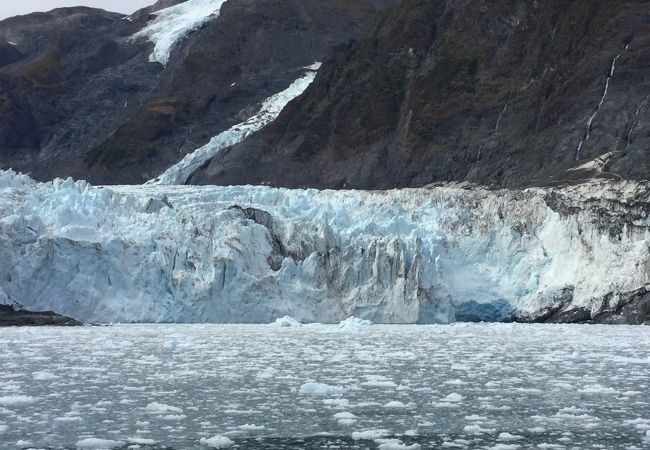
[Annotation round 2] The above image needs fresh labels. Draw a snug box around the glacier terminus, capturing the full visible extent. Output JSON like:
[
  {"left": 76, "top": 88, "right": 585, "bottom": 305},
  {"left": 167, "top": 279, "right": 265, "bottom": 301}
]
[{"left": 1, "top": 170, "right": 648, "bottom": 324}]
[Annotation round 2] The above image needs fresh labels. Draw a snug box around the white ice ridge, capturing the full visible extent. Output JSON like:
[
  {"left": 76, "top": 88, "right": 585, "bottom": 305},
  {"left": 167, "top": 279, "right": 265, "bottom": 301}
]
[
  {"left": 132, "top": 0, "right": 228, "bottom": 65},
  {"left": 150, "top": 71, "right": 318, "bottom": 185},
  {"left": 1, "top": 169, "right": 649, "bottom": 324}
]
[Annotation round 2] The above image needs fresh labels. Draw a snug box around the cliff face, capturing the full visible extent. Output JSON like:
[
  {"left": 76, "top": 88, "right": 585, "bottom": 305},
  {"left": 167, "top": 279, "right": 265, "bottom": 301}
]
[
  {"left": 192, "top": 0, "right": 650, "bottom": 189},
  {"left": 0, "top": 0, "right": 395, "bottom": 184}
]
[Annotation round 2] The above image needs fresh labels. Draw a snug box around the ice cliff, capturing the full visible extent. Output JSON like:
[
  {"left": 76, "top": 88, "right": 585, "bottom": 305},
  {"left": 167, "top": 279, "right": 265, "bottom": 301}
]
[{"left": 1, "top": 170, "right": 648, "bottom": 324}]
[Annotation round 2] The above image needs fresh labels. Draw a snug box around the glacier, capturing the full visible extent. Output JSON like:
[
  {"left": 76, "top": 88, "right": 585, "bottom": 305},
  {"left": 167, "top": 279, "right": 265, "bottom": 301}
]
[
  {"left": 1, "top": 169, "right": 648, "bottom": 324},
  {"left": 149, "top": 71, "right": 318, "bottom": 185},
  {"left": 132, "top": 0, "right": 229, "bottom": 65}
]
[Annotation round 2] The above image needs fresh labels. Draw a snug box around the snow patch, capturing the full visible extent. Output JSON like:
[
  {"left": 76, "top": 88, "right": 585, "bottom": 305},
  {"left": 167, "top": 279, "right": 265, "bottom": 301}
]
[{"left": 133, "top": 0, "right": 228, "bottom": 65}]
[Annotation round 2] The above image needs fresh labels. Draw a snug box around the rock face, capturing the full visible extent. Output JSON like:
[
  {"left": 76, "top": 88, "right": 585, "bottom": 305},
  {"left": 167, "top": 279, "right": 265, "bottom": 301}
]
[
  {"left": 1, "top": 170, "right": 648, "bottom": 324},
  {"left": 193, "top": 0, "right": 650, "bottom": 189},
  {"left": 0, "top": 304, "right": 82, "bottom": 326},
  {"left": 0, "top": 0, "right": 395, "bottom": 184}
]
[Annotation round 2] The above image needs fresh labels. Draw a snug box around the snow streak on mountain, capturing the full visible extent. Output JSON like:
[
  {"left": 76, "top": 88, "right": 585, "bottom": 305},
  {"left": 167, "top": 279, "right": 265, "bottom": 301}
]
[
  {"left": 150, "top": 70, "right": 318, "bottom": 185},
  {"left": 132, "top": 0, "right": 229, "bottom": 65}
]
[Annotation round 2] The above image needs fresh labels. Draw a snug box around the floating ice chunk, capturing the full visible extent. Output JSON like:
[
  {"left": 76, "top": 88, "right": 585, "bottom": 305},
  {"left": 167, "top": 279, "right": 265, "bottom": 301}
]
[
  {"left": 127, "top": 438, "right": 157, "bottom": 445},
  {"left": 161, "top": 414, "right": 187, "bottom": 420},
  {"left": 383, "top": 401, "right": 408, "bottom": 408},
  {"left": 465, "top": 415, "right": 487, "bottom": 421},
  {"left": 199, "top": 435, "right": 234, "bottom": 448},
  {"left": 624, "top": 418, "right": 650, "bottom": 432},
  {"left": 432, "top": 401, "right": 460, "bottom": 408},
  {"left": 300, "top": 382, "right": 344, "bottom": 395},
  {"left": 337, "top": 316, "right": 373, "bottom": 330},
  {"left": 334, "top": 411, "right": 357, "bottom": 425},
  {"left": 54, "top": 416, "right": 84, "bottom": 422},
  {"left": 144, "top": 402, "right": 183, "bottom": 414},
  {"left": 323, "top": 398, "right": 350, "bottom": 407},
  {"left": 444, "top": 379, "right": 467, "bottom": 385},
  {"left": 237, "top": 424, "right": 265, "bottom": 431},
  {"left": 15, "top": 440, "right": 32, "bottom": 446},
  {"left": 32, "top": 371, "right": 59, "bottom": 381},
  {"left": 270, "top": 316, "right": 303, "bottom": 327},
  {"left": 375, "top": 438, "right": 421, "bottom": 450},
  {"left": 133, "top": 0, "right": 228, "bottom": 65},
  {"left": 498, "top": 432, "right": 523, "bottom": 441},
  {"left": 75, "top": 437, "right": 125, "bottom": 449},
  {"left": 488, "top": 445, "right": 521, "bottom": 450},
  {"left": 578, "top": 384, "right": 618, "bottom": 394},
  {"left": 443, "top": 393, "right": 464, "bottom": 402},
  {"left": 463, "top": 424, "right": 496, "bottom": 434},
  {"left": 0, "top": 396, "right": 38, "bottom": 406},
  {"left": 361, "top": 379, "right": 397, "bottom": 388},
  {"left": 351, "top": 429, "right": 391, "bottom": 440}
]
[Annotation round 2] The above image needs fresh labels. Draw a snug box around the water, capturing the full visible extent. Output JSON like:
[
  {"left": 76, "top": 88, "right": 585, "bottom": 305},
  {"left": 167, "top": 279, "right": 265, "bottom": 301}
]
[{"left": 0, "top": 323, "right": 649, "bottom": 449}]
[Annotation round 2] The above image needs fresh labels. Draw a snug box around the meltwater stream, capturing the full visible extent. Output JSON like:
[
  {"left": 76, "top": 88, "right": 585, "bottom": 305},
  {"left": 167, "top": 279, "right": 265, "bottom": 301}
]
[{"left": 0, "top": 324, "right": 649, "bottom": 449}]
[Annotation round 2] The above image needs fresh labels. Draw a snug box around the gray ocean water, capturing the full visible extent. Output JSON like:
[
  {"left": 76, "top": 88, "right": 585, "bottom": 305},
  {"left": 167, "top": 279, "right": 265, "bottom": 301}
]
[{"left": 0, "top": 323, "right": 649, "bottom": 449}]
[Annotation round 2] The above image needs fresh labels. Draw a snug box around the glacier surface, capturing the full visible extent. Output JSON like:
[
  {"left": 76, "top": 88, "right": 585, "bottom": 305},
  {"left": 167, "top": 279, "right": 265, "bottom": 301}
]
[
  {"left": 150, "top": 71, "right": 318, "bottom": 185},
  {"left": 0, "top": 170, "right": 648, "bottom": 324},
  {"left": 132, "top": 0, "right": 228, "bottom": 65}
]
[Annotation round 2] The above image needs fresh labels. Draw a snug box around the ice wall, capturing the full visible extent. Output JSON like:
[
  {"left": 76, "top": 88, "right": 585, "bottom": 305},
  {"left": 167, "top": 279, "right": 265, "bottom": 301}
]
[{"left": 1, "top": 170, "right": 648, "bottom": 323}]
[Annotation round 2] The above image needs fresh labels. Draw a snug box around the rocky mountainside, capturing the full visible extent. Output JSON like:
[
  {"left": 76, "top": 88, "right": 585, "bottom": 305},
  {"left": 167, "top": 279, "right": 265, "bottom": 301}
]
[
  {"left": 192, "top": 0, "right": 650, "bottom": 189},
  {"left": 0, "top": 0, "right": 395, "bottom": 184}
]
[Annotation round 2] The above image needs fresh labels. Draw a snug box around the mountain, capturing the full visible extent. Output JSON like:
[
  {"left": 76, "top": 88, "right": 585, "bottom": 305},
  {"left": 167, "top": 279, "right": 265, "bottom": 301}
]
[
  {"left": 191, "top": 0, "right": 650, "bottom": 188},
  {"left": 0, "top": 0, "right": 395, "bottom": 184},
  {"left": 0, "top": 0, "right": 648, "bottom": 325}
]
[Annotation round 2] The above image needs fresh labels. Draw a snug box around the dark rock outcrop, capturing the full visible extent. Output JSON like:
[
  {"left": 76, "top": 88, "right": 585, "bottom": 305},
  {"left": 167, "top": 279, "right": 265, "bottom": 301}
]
[
  {"left": 0, "top": 0, "right": 396, "bottom": 184},
  {"left": 524, "top": 286, "right": 650, "bottom": 325},
  {"left": 0, "top": 304, "right": 82, "bottom": 326},
  {"left": 192, "top": 0, "right": 650, "bottom": 189}
]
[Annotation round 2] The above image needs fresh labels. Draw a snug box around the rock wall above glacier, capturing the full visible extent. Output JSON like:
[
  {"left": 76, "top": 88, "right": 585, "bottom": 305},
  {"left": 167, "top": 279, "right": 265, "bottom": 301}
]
[{"left": 0, "top": 170, "right": 648, "bottom": 324}]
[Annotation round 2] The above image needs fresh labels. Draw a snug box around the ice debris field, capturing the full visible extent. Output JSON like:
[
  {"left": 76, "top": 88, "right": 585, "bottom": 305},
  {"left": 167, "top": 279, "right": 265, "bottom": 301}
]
[{"left": 0, "top": 323, "right": 649, "bottom": 449}]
